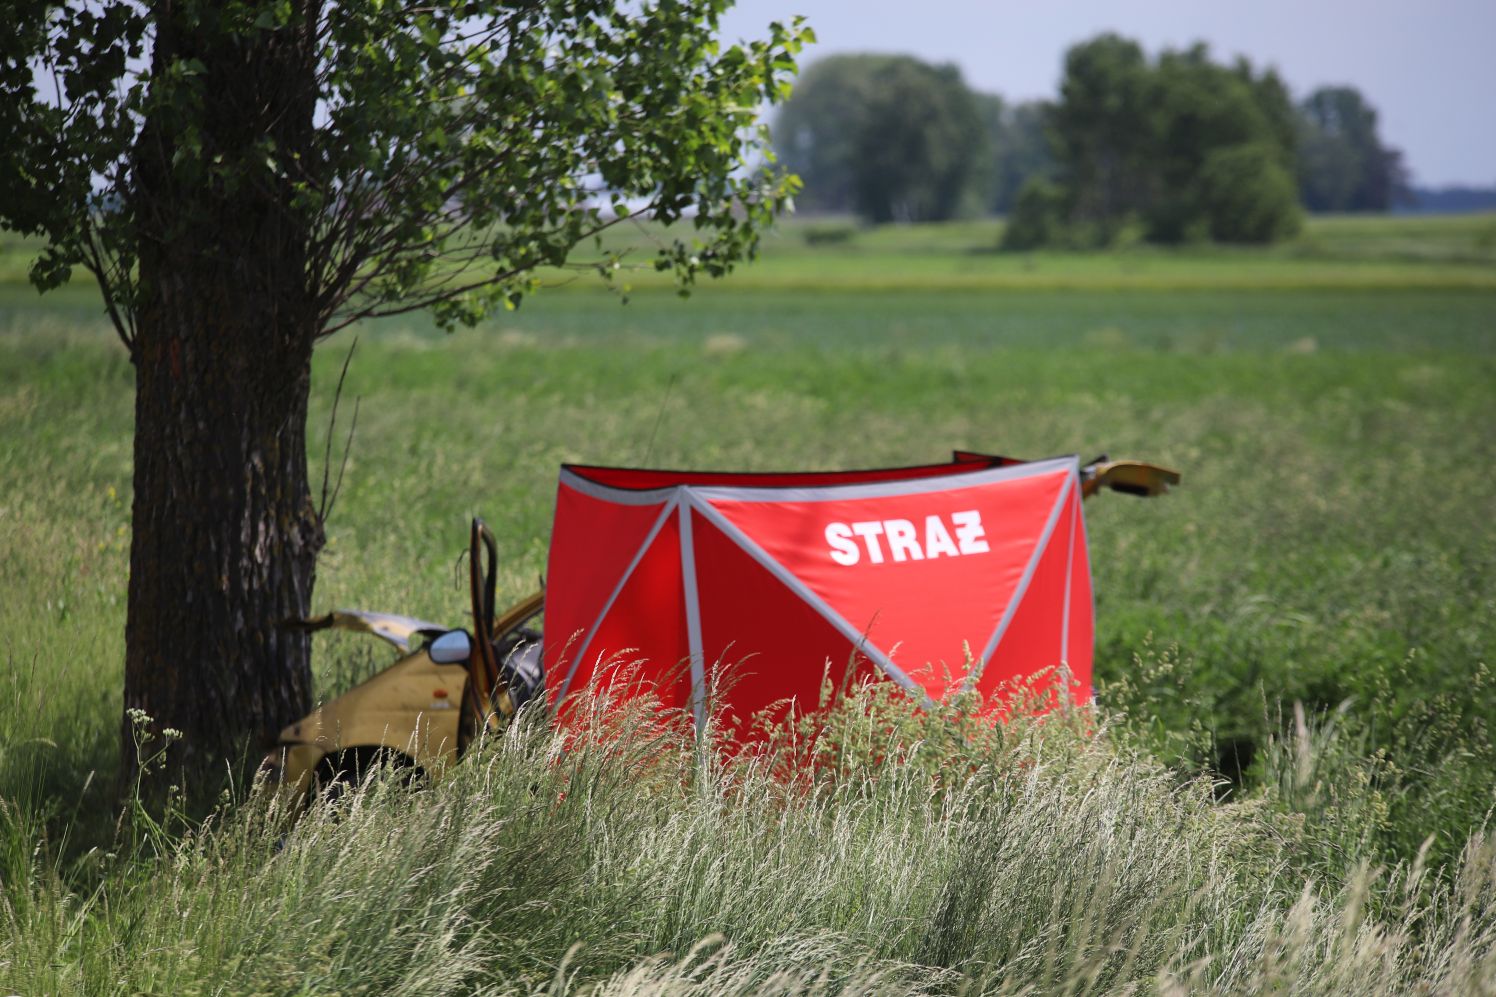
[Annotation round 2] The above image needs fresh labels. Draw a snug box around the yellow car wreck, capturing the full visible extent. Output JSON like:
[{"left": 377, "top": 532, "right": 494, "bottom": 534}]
[{"left": 258, "top": 519, "right": 543, "bottom": 803}]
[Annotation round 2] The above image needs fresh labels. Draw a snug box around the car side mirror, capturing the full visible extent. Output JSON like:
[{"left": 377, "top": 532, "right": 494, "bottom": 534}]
[{"left": 428, "top": 630, "right": 472, "bottom": 664}]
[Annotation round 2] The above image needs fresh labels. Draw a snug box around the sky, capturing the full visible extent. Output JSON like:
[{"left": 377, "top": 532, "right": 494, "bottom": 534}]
[{"left": 717, "top": 0, "right": 1496, "bottom": 188}]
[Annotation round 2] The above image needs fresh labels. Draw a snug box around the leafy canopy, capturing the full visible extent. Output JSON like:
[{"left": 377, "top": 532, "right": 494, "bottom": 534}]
[
  {"left": 772, "top": 53, "right": 986, "bottom": 224},
  {"left": 1012, "top": 33, "right": 1301, "bottom": 248},
  {"left": 1, "top": 0, "right": 812, "bottom": 342}
]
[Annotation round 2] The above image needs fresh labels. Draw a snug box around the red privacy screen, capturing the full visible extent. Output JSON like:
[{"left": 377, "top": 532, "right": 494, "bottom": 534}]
[{"left": 542, "top": 454, "right": 1091, "bottom": 732}]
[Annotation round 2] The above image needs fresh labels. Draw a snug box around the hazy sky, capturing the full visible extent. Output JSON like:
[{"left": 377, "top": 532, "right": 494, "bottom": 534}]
[{"left": 717, "top": 0, "right": 1495, "bottom": 187}]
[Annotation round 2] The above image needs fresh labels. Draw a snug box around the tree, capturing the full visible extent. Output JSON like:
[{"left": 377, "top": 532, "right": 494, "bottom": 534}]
[
  {"left": 1298, "top": 86, "right": 1410, "bottom": 212},
  {"left": 1, "top": 0, "right": 808, "bottom": 780},
  {"left": 1144, "top": 45, "right": 1297, "bottom": 242},
  {"left": 849, "top": 57, "right": 986, "bottom": 223},
  {"left": 770, "top": 54, "right": 879, "bottom": 214},
  {"left": 1033, "top": 34, "right": 1301, "bottom": 248},
  {"left": 977, "top": 95, "right": 1054, "bottom": 215},
  {"left": 772, "top": 53, "right": 987, "bottom": 223},
  {"left": 1047, "top": 33, "right": 1154, "bottom": 243}
]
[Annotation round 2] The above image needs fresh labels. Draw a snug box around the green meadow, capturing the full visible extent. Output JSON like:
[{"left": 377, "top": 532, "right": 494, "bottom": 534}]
[{"left": 2, "top": 214, "right": 1494, "bottom": 993}]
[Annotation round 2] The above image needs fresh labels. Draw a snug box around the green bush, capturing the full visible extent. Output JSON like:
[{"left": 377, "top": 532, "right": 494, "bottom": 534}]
[
  {"left": 800, "top": 223, "right": 858, "bottom": 247},
  {"left": 1198, "top": 142, "right": 1304, "bottom": 243},
  {"left": 1000, "top": 178, "right": 1069, "bottom": 251}
]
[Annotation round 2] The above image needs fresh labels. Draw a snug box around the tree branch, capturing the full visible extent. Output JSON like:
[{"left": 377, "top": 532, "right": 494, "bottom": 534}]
[{"left": 317, "top": 335, "right": 359, "bottom": 527}]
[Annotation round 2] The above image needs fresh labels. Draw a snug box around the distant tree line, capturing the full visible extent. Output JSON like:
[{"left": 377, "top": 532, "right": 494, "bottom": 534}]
[
  {"left": 1403, "top": 186, "right": 1496, "bottom": 214},
  {"left": 773, "top": 35, "right": 1413, "bottom": 246}
]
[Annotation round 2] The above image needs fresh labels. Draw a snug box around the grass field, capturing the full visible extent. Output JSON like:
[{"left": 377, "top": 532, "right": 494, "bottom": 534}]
[{"left": 1, "top": 214, "right": 1494, "bottom": 993}]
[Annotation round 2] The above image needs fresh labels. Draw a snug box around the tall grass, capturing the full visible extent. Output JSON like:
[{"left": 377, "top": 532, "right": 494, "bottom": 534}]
[{"left": 3, "top": 684, "right": 1494, "bottom": 994}]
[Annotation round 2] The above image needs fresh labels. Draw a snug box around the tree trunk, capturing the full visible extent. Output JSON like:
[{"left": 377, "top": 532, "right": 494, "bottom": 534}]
[
  {"left": 124, "top": 294, "right": 322, "bottom": 780},
  {"left": 123, "top": 1, "right": 323, "bottom": 784}
]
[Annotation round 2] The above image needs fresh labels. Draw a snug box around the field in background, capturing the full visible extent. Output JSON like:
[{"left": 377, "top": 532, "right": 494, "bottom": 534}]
[
  {"left": 572, "top": 210, "right": 1496, "bottom": 292},
  {"left": 1, "top": 214, "right": 1493, "bottom": 992}
]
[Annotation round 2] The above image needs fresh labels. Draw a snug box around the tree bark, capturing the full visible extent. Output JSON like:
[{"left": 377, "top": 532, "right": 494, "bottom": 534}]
[
  {"left": 124, "top": 288, "right": 322, "bottom": 779},
  {"left": 123, "top": 1, "right": 323, "bottom": 783}
]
